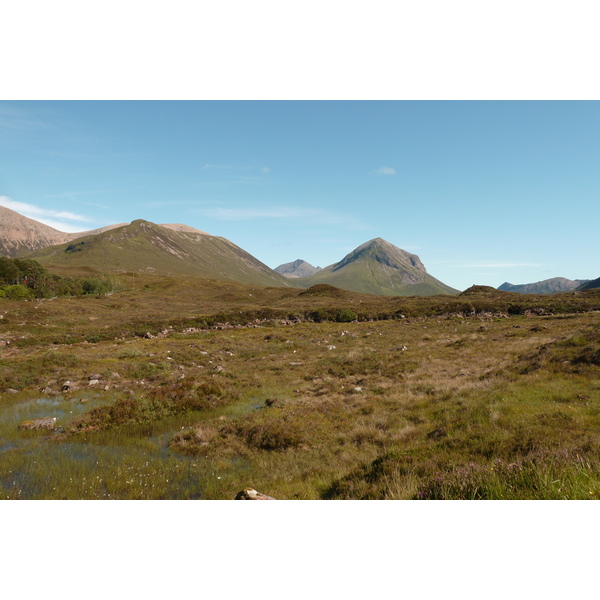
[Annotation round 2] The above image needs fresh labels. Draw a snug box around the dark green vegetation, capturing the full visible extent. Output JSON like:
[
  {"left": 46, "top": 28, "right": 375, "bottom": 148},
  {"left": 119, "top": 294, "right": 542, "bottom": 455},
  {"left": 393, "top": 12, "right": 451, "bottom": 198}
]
[
  {"left": 0, "top": 256, "right": 123, "bottom": 299},
  {"left": 298, "top": 238, "right": 458, "bottom": 296},
  {"left": 1, "top": 276, "right": 600, "bottom": 499}
]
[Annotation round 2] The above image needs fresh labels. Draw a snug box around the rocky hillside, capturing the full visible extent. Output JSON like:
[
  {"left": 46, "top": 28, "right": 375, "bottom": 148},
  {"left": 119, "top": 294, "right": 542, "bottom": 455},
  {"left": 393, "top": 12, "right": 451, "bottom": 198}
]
[
  {"left": 274, "top": 259, "right": 322, "bottom": 278},
  {"left": 0, "top": 204, "right": 129, "bottom": 257},
  {"left": 295, "top": 238, "right": 458, "bottom": 296},
  {"left": 0, "top": 205, "right": 73, "bottom": 256}
]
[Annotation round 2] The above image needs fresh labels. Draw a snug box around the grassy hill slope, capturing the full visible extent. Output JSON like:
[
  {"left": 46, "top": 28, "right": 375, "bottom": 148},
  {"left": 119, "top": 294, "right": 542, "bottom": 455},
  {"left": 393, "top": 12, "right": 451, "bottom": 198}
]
[{"left": 27, "top": 220, "right": 294, "bottom": 288}]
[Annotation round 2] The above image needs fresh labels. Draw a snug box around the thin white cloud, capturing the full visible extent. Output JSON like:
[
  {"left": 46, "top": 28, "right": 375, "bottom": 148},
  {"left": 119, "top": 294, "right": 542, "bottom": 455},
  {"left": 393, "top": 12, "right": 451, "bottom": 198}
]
[
  {"left": 0, "top": 105, "right": 55, "bottom": 132},
  {"left": 376, "top": 166, "right": 396, "bottom": 175},
  {"left": 201, "top": 206, "right": 319, "bottom": 220},
  {"left": 0, "top": 196, "right": 94, "bottom": 232},
  {"left": 203, "top": 164, "right": 271, "bottom": 174},
  {"left": 197, "top": 205, "right": 372, "bottom": 230},
  {"left": 34, "top": 218, "right": 91, "bottom": 233},
  {"left": 452, "top": 262, "right": 541, "bottom": 269}
]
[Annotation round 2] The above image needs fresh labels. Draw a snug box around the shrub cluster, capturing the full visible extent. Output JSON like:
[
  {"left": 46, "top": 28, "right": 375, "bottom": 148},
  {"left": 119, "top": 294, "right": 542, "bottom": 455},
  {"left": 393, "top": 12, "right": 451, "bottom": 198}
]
[{"left": 0, "top": 257, "right": 122, "bottom": 300}]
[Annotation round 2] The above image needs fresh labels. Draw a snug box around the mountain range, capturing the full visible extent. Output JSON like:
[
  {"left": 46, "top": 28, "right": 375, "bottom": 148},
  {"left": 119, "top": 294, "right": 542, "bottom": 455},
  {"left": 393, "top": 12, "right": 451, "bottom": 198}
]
[
  {"left": 279, "top": 238, "right": 459, "bottom": 296},
  {"left": 0, "top": 205, "right": 460, "bottom": 296},
  {"left": 498, "top": 277, "right": 591, "bottom": 295},
  {"left": 3, "top": 205, "right": 596, "bottom": 297}
]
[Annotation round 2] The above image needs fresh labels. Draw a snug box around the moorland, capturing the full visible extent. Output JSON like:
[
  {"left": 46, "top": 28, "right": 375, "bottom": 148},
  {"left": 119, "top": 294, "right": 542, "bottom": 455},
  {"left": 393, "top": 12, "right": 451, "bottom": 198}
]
[{"left": 1, "top": 271, "right": 600, "bottom": 499}]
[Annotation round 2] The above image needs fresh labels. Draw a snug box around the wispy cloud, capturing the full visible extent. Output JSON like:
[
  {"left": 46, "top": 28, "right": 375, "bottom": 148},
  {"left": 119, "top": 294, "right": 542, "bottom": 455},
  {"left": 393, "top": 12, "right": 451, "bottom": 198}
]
[
  {"left": 203, "top": 164, "right": 270, "bottom": 173},
  {"left": 197, "top": 205, "right": 372, "bottom": 230},
  {"left": 0, "top": 196, "right": 94, "bottom": 232},
  {"left": 458, "top": 262, "right": 541, "bottom": 269},
  {"left": 200, "top": 206, "right": 320, "bottom": 220},
  {"left": 376, "top": 166, "right": 396, "bottom": 176},
  {"left": 0, "top": 104, "right": 55, "bottom": 132},
  {"left": 203, "top": 164, "right": 235, "bottom": 170}
]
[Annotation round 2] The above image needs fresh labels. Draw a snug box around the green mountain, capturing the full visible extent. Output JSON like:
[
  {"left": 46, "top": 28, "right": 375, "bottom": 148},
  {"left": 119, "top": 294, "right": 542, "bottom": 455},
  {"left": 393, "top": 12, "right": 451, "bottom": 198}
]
[
  {"left": 295, "top": 238, "right": 458, "bottom": 296},
  {"left": 498, "top": 277, "right": 590, "bottom": 294},
  {"left": 27, "top": 219, "right": 294, "bottom": 288}
]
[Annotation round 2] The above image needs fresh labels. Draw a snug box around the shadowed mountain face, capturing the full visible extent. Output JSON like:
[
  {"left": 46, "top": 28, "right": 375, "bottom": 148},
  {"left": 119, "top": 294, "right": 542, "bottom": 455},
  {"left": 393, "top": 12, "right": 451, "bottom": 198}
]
[
  {"left": 274, "top": 259, "right": 322, "bottom": 278},
  {"left": 26, "top": 220, "right": 294, "bottom": 287},
  {"left": 498, "top": 277, "right": 590, "bottom": 295},
  {"left": 295, "top": 238, "right": 458, "bottom": 296},
  {"left": 577, "top": 277, "right": 600, "bottom": 291}
]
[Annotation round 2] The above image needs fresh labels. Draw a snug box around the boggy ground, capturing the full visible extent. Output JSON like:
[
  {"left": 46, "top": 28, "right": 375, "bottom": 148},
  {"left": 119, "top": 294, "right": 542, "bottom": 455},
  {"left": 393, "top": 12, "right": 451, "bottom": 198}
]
[{"left": 1, "top": 277, "right": 600, "bottom": 499}]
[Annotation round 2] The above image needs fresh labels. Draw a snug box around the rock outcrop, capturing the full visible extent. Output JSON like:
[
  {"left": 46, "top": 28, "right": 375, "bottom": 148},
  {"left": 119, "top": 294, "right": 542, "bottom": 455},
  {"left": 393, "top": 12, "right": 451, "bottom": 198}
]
[
  {"left": 19, "top": 417, "right": 57, "bottom": 431},
  {"left": 235, "top": 488, "right": 276, "bottom": 500}
]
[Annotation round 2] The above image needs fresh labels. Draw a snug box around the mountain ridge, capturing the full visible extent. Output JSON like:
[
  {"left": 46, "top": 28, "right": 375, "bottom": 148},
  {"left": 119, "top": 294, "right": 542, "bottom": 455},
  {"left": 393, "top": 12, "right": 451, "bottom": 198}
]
[
  {"left": 274, "top": 259, "right": 322, "bottom": 278},
  {"left": 498, "top": 277, "right": 590, "bottom": 295},
  {"left": 292, "top": 238, "right": 458, "bottom": 296}
]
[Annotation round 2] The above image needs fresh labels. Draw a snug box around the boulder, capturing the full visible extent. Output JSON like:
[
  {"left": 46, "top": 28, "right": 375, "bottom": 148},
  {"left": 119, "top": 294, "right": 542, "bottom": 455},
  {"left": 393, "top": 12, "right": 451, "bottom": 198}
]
[
  {"left": 235, "top": 488, "right": 276, "bottom": 500},
  {"left": 20, "top": 417, "right": 57, "bottom": 431}
]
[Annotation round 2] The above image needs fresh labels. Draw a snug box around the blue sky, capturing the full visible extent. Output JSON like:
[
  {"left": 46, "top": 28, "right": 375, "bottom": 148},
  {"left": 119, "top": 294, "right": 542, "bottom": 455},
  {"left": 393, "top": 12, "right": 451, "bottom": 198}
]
[{"left": 1, "top": 100, "right": 599, "bottom": 291}]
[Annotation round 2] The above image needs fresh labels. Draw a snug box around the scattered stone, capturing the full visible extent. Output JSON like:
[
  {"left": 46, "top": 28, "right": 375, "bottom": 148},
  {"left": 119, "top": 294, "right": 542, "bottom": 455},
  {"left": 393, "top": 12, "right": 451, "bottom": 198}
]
[
  {"left": 289, "top": 361, "right": 303, "bottom": 366},
  {"left": 62, "top": 381, "right": 78, "bottom": 392},
  {"left": 88, "top": 379, "right": 100, "bottom": 386},
  {"left": 144, "top": 332, "right": 155, "bottom": 339},
  {"left": 352, "top": 387, "right": 363, "bottom": 393},
  {"left": 396, "top": 345, "right": 408, "bottom": 351},
  {"left": 326, "top": 345, "right": 336, "bottom": 350},
  {"left": 212, "top": 365, "right": 225, "bottom": 373},
  {"left": 19, "top": 417, "right": 57, "bottom": 431},
  {"left": 110, "top": 372, "right": 121, "bottom": 379},
  {"left": 235, "top": 488, "right": 276, "bottom": 500},
  {"left": 88, "top": 374, "right": 102, "bottom": 381},
  {"left": 6, "top": 388, "right": 19, "bottom": 394}
]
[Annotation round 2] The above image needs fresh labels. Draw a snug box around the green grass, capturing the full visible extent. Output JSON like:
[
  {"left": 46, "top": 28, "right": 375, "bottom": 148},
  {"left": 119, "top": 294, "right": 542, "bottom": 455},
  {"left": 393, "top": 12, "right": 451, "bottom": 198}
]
[{"left": 1, "top": 278, "right": 600, "bottom": 499}]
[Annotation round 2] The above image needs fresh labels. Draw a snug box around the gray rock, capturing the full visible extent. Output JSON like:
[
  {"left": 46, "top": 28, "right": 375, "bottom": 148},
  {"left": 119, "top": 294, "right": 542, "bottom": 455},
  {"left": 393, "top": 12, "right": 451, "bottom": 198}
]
[{"left": 235, "top": 488, "right": 276, "bottom": 500}]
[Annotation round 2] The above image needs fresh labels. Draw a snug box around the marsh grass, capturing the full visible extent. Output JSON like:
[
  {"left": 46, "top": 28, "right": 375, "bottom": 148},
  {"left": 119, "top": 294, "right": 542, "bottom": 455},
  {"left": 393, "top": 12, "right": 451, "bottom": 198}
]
[{"left": 1, "top": 281, "right": 600, "bottom": 499}]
